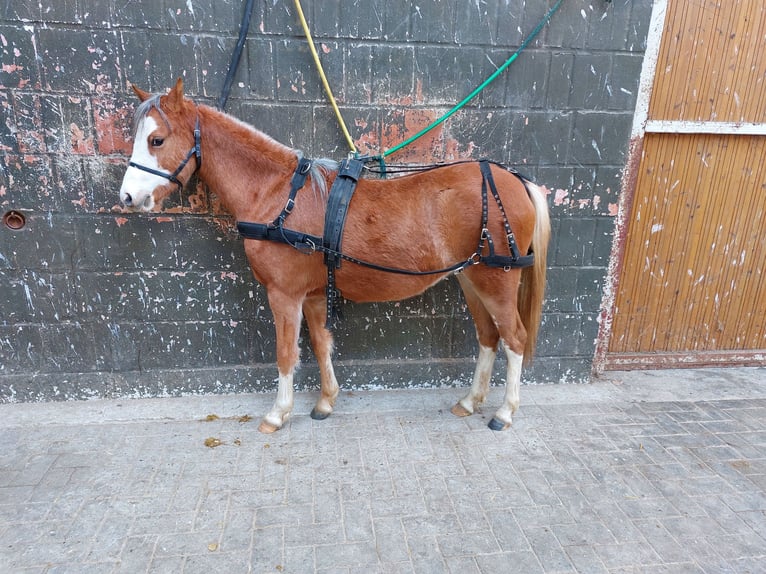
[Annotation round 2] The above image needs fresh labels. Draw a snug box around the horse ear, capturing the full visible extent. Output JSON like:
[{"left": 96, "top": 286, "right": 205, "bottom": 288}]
[
  {"left": 131, "top": 84, "right": 152, "bottom": 102},
  {"left": 165, "top": 77, "right": 185, "bottom": 112}
]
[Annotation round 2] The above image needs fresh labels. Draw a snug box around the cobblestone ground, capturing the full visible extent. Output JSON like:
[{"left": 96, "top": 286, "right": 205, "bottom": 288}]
[{"left": 1, "top": 368, "right": 765, "bottom": 573}]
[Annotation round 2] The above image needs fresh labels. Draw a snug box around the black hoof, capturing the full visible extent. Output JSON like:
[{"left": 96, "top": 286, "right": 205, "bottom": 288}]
[
  {"left": 488, "top": 417, "right": 509, "bottom": 431},
  {"left": 310, "top": 408, "right": 331, "bottom": 421}
]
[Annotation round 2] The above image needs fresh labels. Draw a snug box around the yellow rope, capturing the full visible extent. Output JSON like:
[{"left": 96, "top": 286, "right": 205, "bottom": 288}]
[{"left": 293, "top": 0, "right": 357, "bottom": 154}]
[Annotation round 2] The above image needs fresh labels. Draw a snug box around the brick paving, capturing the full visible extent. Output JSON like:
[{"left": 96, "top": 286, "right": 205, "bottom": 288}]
[{"left": 1, "top": 367, "right": 765, "bottom": 573}]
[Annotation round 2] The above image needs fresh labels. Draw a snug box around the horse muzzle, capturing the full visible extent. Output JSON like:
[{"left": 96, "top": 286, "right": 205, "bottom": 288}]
[{"left": 119, "top": 188, "right": 155, "bottom": 212}]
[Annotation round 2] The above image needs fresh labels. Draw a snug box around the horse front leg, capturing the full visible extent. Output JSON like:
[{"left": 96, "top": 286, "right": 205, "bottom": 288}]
[
  {"left": 303, "top": 294, "right": 339, "bottom": 420},
  {"left": 259, "top": 290, "right": 304, "bottom": 434}
]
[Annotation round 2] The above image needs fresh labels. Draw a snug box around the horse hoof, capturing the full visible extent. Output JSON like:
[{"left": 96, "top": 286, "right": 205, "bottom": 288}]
[
  {"left": 258, "top": 419, "right": 280, "bottom": 434},
  {"left": 488, "top": 417, "right": 511, "bottom": 431},
  {"left": 451, "top": 403, "right": 472, "bottom": 418},
  {"left": 310, "top": 407, "right": 331, "bottom": 421}
]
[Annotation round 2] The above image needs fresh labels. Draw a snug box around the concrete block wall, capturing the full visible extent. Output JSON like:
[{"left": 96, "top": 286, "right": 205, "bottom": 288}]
[{"left": 0, "top": 0, "right": 651, "bottom": 401}]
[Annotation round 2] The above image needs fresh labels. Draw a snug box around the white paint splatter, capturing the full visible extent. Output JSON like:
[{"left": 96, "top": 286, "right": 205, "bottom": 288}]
[
  {"left": 23, "top": 284, "right": 34, "bottom": 311},
  {"left": 591, "top": 139, "right": 602, "bottom": 160}
]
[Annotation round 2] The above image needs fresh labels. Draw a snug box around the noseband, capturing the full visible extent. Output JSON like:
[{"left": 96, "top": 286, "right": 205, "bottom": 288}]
[{"left": 128, "top": 115, "right": 202, "bottom": 192}]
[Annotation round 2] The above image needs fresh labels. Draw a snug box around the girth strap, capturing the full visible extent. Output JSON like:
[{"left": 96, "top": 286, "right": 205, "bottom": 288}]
[
  {"left": 323, "top": 158, "right": 364, "bottom": 327},
  {"left": 323, "top": 158, "right": 364, "bottom": 268}
]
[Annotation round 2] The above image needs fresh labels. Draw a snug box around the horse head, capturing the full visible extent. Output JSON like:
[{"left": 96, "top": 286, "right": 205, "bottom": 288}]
[{"left": 119, "top": 78, "right": 201, "bottom": 211}]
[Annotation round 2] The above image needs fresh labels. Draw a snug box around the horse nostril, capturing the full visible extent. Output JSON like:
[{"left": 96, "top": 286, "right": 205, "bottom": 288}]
[{"left": 123, "top": 193, "right": 133, "bottom": 206}]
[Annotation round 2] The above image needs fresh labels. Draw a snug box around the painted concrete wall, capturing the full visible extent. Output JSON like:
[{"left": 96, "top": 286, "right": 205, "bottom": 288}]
[{"left": 0, "top": 0, "right": 652, "bottom": 401}]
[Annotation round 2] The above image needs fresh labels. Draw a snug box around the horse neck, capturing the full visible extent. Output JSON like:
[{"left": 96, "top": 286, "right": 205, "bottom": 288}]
[{"left": 195, "top": 105, "right": 298, "bottom": 220}]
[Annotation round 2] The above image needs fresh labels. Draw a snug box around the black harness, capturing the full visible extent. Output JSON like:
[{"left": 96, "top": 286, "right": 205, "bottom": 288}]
[{"left": 238, "top": 158, "right": 534, "bottom": 327}]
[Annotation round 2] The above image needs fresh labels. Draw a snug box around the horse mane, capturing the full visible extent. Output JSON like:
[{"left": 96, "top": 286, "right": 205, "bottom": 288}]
[
  {"left": 302, "top": 155, "right": 338, "bottom": 197},
  {"left": 211, "top": 108, "right": 340, "bottom": 198},
  {"left": 206, "top": 107, "right": 339, "bottom": 197}
]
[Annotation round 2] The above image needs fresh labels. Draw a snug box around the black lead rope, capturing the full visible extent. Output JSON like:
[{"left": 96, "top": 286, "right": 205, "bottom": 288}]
[{"left": 218, "top": 0, "right": 255, "bottom": 111}]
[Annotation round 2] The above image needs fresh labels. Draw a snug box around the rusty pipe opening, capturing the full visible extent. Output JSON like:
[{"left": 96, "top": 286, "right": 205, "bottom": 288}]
[{"left": 2, "top": 210, "right": 26, "bottom": 231}]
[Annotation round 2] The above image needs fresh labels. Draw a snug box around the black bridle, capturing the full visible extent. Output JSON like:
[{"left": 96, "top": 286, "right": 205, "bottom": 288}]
[{"left": 128, "top": 115, "right": 202, "bottom": 192}]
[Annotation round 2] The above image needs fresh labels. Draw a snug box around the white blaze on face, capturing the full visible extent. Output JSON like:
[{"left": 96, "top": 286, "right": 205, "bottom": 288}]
[{"left": 119, "top": 116, "right": 164, "bottom": 211}]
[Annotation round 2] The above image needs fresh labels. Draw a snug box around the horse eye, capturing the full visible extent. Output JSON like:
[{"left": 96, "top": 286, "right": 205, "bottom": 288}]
[{"left": 151, "top": 137, "right": 164, "bottom": 147}]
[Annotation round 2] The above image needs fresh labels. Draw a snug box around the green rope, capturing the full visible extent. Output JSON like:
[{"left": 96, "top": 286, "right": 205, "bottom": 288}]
[{"left": 382, "top": 0, "right": 564, "bottom": 159}]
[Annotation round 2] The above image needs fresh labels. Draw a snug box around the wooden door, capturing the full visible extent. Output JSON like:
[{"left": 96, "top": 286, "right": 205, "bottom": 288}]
[{"left": 602, "top": 0, "right": 766, "bottom": 368}]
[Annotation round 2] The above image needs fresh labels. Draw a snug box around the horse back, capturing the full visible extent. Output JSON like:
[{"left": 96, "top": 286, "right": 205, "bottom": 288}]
[{"left": 344, "top": 162, "right": 536, "bottom": 268}]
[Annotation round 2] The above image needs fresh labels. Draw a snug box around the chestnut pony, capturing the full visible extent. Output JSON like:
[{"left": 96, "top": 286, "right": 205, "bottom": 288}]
[{"left": 119, "top": 79, "right": 550, "bottom": 433}]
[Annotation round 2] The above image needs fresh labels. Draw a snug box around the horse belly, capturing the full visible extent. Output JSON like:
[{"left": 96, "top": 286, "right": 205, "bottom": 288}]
[
  {"left": 337, "top": 268, "right": 450, "bottom": 303},
  {"left": 335, "top": 193, "right": 475, "bottom": 302}
]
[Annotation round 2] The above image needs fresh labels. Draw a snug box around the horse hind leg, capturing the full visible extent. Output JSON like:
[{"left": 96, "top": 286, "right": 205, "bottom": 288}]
[
  {"left": 452, "top": 274, "right": 500, "bottom": 418},
  {"left": 488, "top": 299, "right": 527, "bottom": 431},
  {"left": 303, "top": 294, "right": 340, "bottom": 420},
  {"left": 488, "top": 341, "right": 524, "bottom": 431},
  {"left": 455, "top": 271, "right": 527, "bottom": 431}
]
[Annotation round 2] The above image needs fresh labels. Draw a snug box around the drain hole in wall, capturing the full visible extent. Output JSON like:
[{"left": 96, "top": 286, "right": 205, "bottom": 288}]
[{"left": 3, "top": 210, "right": 26, "bottom": 230}]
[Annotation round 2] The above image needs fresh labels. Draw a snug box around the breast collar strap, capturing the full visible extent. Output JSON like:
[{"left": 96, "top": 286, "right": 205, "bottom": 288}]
[{"left": 129, "top": 115, "right": 202, "bottom": 192}]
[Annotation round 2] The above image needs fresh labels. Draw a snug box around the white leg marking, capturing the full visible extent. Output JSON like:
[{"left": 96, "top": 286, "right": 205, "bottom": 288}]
[
  {"left": 120, "top": 116, "right": 165, "bottom": 210},
  {"left": 458, "top": 344, "right": 496, "bottom": 414},
  {"left": 263, "top": 370, "right": 295, "bottom": 428},
  {"left": 494, "top": 344, "right": 523, "bottom": 425}
]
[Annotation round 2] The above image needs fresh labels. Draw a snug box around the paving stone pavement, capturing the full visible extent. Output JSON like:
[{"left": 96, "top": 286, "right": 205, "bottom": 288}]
[{"left": 1, "top": 367, "right": 766, "bottom": 574}]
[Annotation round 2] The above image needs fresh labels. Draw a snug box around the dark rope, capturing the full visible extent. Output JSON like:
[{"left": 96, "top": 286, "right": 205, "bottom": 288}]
[{"left": 218, "top": 0, "right": 255, "bottom": 111}]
